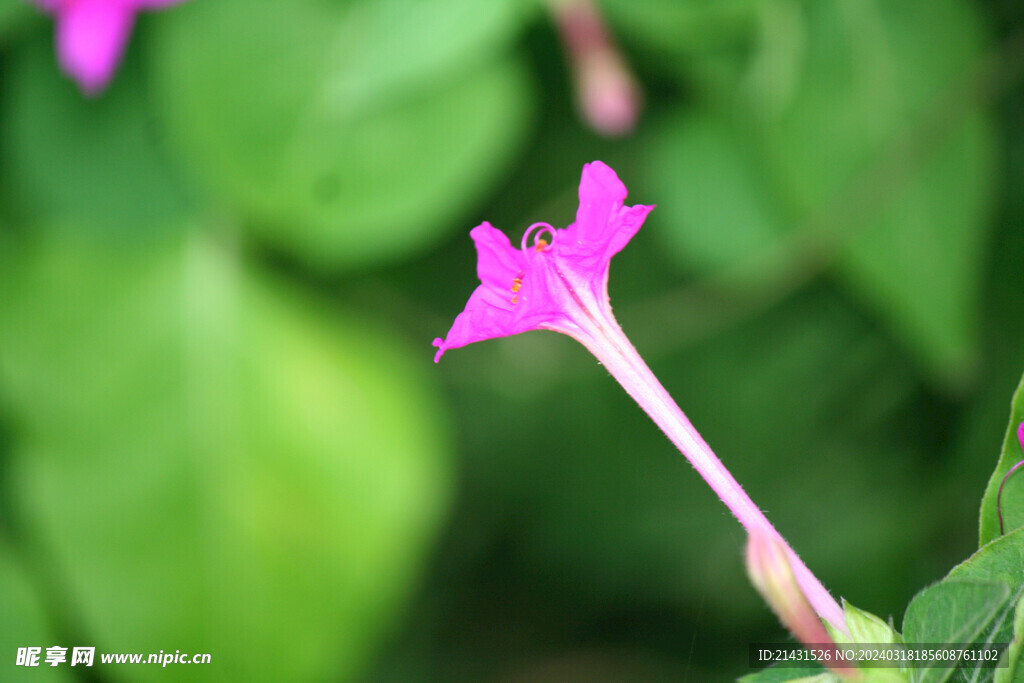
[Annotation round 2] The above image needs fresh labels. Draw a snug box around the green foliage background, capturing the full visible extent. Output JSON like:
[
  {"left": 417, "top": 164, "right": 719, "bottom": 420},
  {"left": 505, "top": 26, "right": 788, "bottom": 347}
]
[{"left": 0, "top": 0, "right": 1022, "bottom": 680}]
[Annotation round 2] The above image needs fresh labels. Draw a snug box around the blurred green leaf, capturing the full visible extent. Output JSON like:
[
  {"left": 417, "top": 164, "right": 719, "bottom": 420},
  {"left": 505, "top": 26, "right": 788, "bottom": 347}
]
[
  {"left": 979, "top": 373, "right": 1024, "bottom": 546},
  {"left": 148, "top": 0, "right": 535, "bottom": 270},
  {"left": 754, "top": 0, "right": 988, "bottom": 208},
  {"left": 833, "top": 112, "right": 993, "bottom": 389},
  {"left": 600, "top": 0, "right": 760, "bottom": 91},
  {"left": 1, "top": 37, "right": 192, "bottom": 234},
  {"left": 641, "top": 0, "right": 995, "bottom": 386},
  {"left": 0, "top": 547, "right": 71, "bottom": 678},
  {"left": 603, "top": 0, "right": 813, "bottom": 111},
  {"left": 601, "top": 0, "right": 757, "bottom": 54},
  {"left": 0, "top": 230, "right": 453, "bottom": 681},
  {"left": 642, "top": 111, "right": 783, "bottom": 274},
  {"left": 0, "top": 0, "right": 23, "bottom": 23},
  {"left": 0, "top": 0, "right": 35, "bottom": 40}
]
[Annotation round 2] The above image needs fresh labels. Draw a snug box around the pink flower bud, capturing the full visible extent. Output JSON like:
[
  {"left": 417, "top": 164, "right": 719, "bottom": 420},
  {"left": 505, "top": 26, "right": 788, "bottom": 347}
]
[
  {"left": 551, "top": 0, "right": 642, "bottom": 137},
  {"left": 746, "top": 531, "right": 860, "bottom": 679}
]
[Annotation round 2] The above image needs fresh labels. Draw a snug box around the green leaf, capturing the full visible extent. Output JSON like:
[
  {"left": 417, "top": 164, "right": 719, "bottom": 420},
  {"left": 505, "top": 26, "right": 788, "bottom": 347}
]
[
  {"left": 642, "top": 111, "right": 783, "bottom": 275},
  {"left": 902, "top": 528, "right": 1024, "bottom": 683},
  {"left": 0, "top": 0, "right": 34, "bottom": 41},
  {"left": 946, "top": 527, "right": 1024, "bottom": 630},
  {"left": 841, "top": 601, "right": 901, "bottom": 646},
  {"left": 602, "top": 0, "right": 804, "bottom": 103},
  {"left": 600, "top": 0, "right": 758, "bottom": 57},
  {"left": 0, "top": 547, "right": 71, "bottom": 679},
  {"left": 979, "top": 373, "right": 1024, "bottom": 546},
  {"left": 641, "top": 0, "right": 996, "bottom": 387},
  {"left": 832, "top": 111, "right": 994, "bottom": 389},
  {"left": 825, "top": 603, "right": 907, "bottom": 677},
  {"left": 148, "top": 0, "right": 535, "bottom": 270},
  {"left": 0, "top": 230, "right": 453, "bottom": 681},
  {"left": 995, "top": 594, "right": 1024, "bottom": 683},
  {"left": 1, "top": 36, "right": 192, "bottom": 235},
  {"left": 902, "top": 579, "right": 1008, "bottom": 683}
]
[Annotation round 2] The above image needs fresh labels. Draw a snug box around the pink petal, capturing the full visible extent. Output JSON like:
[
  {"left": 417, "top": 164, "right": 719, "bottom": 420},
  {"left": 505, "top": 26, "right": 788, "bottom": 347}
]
[
  {"left": 574, "top": 160, "right": 628, "bottom": 239},
  {"left": 433, "top": 286, "right": 517, "bottom": 362},
  {"left": 471, "top": 222, "right": 525, "bottom": 291},
  {"left": 435, "top": 223, "right": 577, "bottom": 361},
  {"left": 467, "top": 222, "right": 563, "bottom": 328},
  {"left": 563, "top": 161, "right": 654, "bottom": 263},
  {"left": 1018, "top": 421, "right": 1024, "bottom": 452},
  {"left": 56, "top": 0, "right": 135, "bottom": 94},
  {"left": 434, "top": 225, "right": 524, "bottom": 362}
]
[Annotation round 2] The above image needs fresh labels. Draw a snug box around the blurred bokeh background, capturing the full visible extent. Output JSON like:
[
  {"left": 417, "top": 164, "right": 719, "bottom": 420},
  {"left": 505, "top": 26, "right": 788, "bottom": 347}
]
[{"left": 0, "top": 0, "right": 1022, "bottom": 680}]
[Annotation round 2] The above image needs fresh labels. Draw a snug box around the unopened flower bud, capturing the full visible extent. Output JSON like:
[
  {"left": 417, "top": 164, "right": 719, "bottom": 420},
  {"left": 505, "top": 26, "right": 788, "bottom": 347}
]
[
  {"left": 746, "top": 530, "right": 860, "bottom": 679},
  {"left": 550, "top": 0, "right": 642, "bottom": 136}
]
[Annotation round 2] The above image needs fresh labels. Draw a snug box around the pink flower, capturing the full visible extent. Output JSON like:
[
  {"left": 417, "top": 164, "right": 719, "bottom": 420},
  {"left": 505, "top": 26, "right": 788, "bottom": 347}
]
[
  {"left": 31, "top": 0, "right": 185, "bottom": 94},
  {"left": 433, "top": 160, "right": 654, "bottom": 362},
  {"left": 435, "top": 161, "right": 848, "bottom": 633}
]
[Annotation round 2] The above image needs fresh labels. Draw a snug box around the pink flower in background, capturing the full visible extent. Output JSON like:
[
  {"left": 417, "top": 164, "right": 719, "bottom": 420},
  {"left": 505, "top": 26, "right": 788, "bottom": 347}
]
[{"left": 30, "top": 0, "right": 186, "bottom": 94}]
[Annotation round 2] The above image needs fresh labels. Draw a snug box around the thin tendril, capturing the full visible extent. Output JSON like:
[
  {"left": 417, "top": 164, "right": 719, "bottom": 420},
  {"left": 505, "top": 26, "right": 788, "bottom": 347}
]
[
  {"left": 997, "top": 458, "right": 1024, "bottom": 535},
  {"left": 521, "top": 223, "right": 556, "bottom": 252}
]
